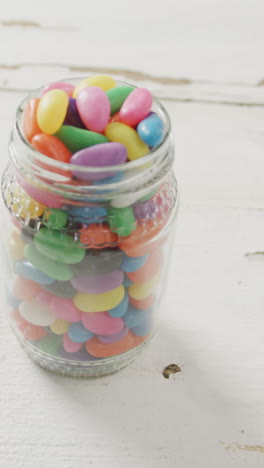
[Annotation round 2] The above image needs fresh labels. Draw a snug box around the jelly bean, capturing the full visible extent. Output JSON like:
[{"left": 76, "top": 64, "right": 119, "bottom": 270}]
[
  {"left": 109, "top": 111, "right": 121, "bottom": 123},
  {"left": 108, "top": 293, "right": 129, "bottom": 318},
  {"left": 68, "top": 322, "right": 94, "bottom": 343},
  {"left": 19, "top": 299, "right": 55, "bottom": 326},
  {"left": 98, "top": 327, "right": 129, "bottom": 344},
  {"left": 50, "top": 318, "right": 70, "bottom": 335},
  {"left": 137, "top": 113, "right": 165, "bottom": 147},
  {"left": 123, "top": 305, "right": 152, "bottom": 328},
  {"left": 123, "top": 275, "right": 133, "bottom": 287},
  {"left": 59, "top": 347, "right": 99, "bottom": 361},
  {"left": 73, "top": 285, "right": 125, "bottom": 313},
  {"left": 8, "top": 231, "right": 25, "bottom": 260},
  {"left": 85, "top": 332, "right": 134, "bottom": 357},
  {"left": 121, "top": 253, "right": 148, "bottom": 273},
  {"left": 18, "top": 176, "right": 63, "bottom": 209},
  {"left": 107, "top": 206, "right": 136, "bottom": 237},
  {"left": 139, "top": 189, "right": 158, "bottom": 202},
  {"left": 120, "top": 88, "right": 152, "bottom": 127},
  {"left": 82, "top": 311, "right": 124, "bottom": 335},
  {"left": 120, "top": 220, "right": 166, "bottom": 257},
  {"left": 50, "top": 296, "right": 81, "bottom": 322},
  {"left": 11, "top": 309, "right": 48, "bottom": 341},
  {"left": 71, "top": 249, "right": 123, "bottom": 276},
  {"left": 66, "top": 205, "right": 107, "bottom": 224},
  {"left": 71, "top": 270, "right": 124, "bottom": 294},
  {"left": 43, "top": 280, "right": 77, "bottom": 298},
  {"left": 131, "top": 319, "right": 153, "bottom": 337},
  {"left": 37, "top": 288, "right": 55, "bottom": 305},
  {"left": 129, "top": 294, "right": 155, "bottom": 310},
  {"left": 76, "top": 87, "right": 110, "bottom": 133},
  {"left": 56, "top": 125, "right": 109, "bottom": 153},
  {"left": 79, "top": 223, "right": 119, "bottom": 249},
  {"left": 106, "top": 86, "right": 134, "bottom": 114},
  {"left": 64, "top": 97, "right": 85, "bottom": 128},
  {"left": 11, "top": 191, "right": 46, "bottom": 219},
  {"left": 24, "top": 244, "right": 73, "bottom": 281},
  {"left": 37, "top": 89, "right": 68, "bottom": 134},
  {"left": 13, "top": 276, "right": 41, "bottom": 301},
  {"left": 63, "top": 334, "right": 83, "bottom": 353},
  {"left": 128, "top": 273, "right": 160, "bottom": 300},
  {"left": 34, "top": 228, "right": 85, "bottom": 264},
  {"left": 15, "top": 259, "right": 55, "bottom": 285},
  {"left": 73, "top": 75, "right": 116, "bottom": 98},
  {"left": 31, "top": 134, "right": 72, "bottom": 163},
  {"left": 41, "top": 81, "right": 74, "bottom": 97},
  {"left": 105, "top": 123, "right": 149, "bottom": 161},
  {"left": 70, "top": 143, "right": 127, "bottom": 181},
  {"left": 126, "top": 249, "right": 162, "bottom": 283},
  {"left": 38, "top": 334, "right": 62, "bottom": 355},
  {"left": 44, "top": 208, "right": 68, "bottom": 229},
  {"left": 22, "top": 98, "right": 41, "bottom": 142},
  {"left": 133, "top": 199, "right": 156, "bottom": 220}
]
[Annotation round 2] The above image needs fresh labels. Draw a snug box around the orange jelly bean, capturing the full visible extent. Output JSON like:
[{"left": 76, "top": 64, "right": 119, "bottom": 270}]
[
  {"left": 120, "top": 220, "right": 166, "bottom": 257},
  {"left": 85, "top": 331, "right": 134, "bottom": 357},
  {"left": 22, "top": 98, "right": 41, "bottom": 142},
  {"left": 126, "top": 249, "right": 163, "bottom": 283},
  {"left": 31, "top": 134, "right": 72, "bottom": 163},
  {"left": 10, "top": 309, "right": 47, "bottom": 341},
  {"left": 13, "top": 276, "right": 41, "bottom": 301},
  {"left": 79, "top": 223, "right": 119, "bottom": 249},
  {"left": 129, "top": 294, "right": 155, "bottom": 310}
]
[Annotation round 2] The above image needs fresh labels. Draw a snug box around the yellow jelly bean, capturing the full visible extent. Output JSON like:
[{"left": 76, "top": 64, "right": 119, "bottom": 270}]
[
  {"left": 50, "top": 318, "right": 69, "bottom": 335},
  {"left": 73, "top": 285, "right": 125, "bottom": 313},
  {"left": 37, "top": 89, "right": 68, "bottom": 134},
  {"left": 8, "top": 231, "right": 25, "bottom": 260},
  {"left": 105, "top": 122, "right": 149, "bottom": 161},
  {"left": 128, "top": 273, "right": 160, "bottom": 300},
  {"left": 73, "top": 75, "right": 116, "bottom": 98},
  {"left": 12, "top": 194, "right": 45, "bottom": 219}
]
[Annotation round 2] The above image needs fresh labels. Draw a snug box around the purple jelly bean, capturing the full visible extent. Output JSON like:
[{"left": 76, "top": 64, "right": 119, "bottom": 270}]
[
  {"left": 97, "top": 327, "right": 129, "bottom": 344},
  {"left": 71, "top": 270, "right": 124, "bottom": 294},
  {"left": 133, "top": 199, "right": 156, "bottom": 220},
  {"left": 70, "top": 142, "right": 127, "bottom": 180},
  {"left": 64, "top": 98, "right": 86, "bottom": 129}
]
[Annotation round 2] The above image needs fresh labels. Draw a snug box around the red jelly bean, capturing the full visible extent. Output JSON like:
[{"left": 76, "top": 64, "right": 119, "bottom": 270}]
[{"left": 22, "top": 98, "right": 41, "bottom": 142}]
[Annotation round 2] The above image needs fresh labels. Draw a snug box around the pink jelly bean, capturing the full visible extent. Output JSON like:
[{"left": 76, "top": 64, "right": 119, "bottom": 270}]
[
  {"left": 37, "top": 289, "right": 55, "bottom": 305},
  {"left": 51, "top": 297, "right": 81, "bottom": 322},
  {"left": 76, "top": 86, "right": 110, "bottom": 133},
  {"left": 82, "top": 311, "right": 124, "bottom": 335},
  {"left": 63, "top": 333, "right": 82, "bottom": 353},
  {"left": 119, "top": 88, "right": 152, "bottom": 127},
  {"left": 41, "top": 81, "right": 75, "bottom": 97},
  {"left": 98, "top": 327, "right": 129, "bottom": 344},
  {"left": 17, "top": 175, "right": 63, "bottom": 209},
  {"left": 71, "top": 270, "right": 124, "bottom": 294}
]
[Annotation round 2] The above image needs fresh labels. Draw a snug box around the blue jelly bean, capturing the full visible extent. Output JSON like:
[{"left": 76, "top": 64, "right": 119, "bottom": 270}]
[
  {"left": 94, "top": 172, "right": 123, "bottom": 186},
  {"left": 15, "top": 260, "right": 55, "bottom": 285},
  {"left": 108, "top": 293, "right": 129, "bottom": 318},
  {"left": 123, "top": 305, "right": 152, "bottom": 328},
  {"left": 68, "top": 322, "right": 94, "bottom": 343},
  {"left": 131, "top": 319, "right": 153, "bottom": 337},
  {"left": 123, "top": 274, "right": 133, "bottom": 287},
  {"left": 66, "top": 205, "right": 107, "bottom": 224},
  {"left": 121, "top": 253, "right": 148, "bottom": 272},
  {"left": 137, "top": 113, "right": 165, "bottom": 147}
]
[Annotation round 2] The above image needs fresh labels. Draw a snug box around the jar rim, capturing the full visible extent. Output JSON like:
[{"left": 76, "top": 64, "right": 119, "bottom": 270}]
[{"left": 14, "top": 78, "right": 171, "bottom": 180}]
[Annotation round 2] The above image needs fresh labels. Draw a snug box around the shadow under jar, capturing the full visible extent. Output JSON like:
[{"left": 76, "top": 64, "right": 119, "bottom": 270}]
[{"left": 1, "top": 79, "right": 178, "bottom": 377}]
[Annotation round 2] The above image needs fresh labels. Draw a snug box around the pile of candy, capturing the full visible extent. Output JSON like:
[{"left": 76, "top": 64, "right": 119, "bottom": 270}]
[{"left": 4, "top": 75, "right": 175, "bottom": 365}]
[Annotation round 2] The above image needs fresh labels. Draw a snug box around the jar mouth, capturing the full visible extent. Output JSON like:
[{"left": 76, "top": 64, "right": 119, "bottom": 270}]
[{"left": 10, "top": 78, "right": 174, "bottom": 199}]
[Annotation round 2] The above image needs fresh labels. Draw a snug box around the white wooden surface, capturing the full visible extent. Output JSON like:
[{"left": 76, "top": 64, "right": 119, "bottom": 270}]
[{"left": 0, "top": 1, "right": 264, "bottom": 467}]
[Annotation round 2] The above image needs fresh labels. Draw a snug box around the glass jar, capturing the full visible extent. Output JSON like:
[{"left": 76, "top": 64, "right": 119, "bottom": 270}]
[{"left": 1, "top": 79, "right": 178, "bottom": 377}]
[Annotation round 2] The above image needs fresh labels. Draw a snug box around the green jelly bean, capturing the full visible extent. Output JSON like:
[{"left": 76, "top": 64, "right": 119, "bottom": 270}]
[
  {"left": 106, "top": 86, "right": 134, "bottom": 115},
  {"left": 34, "top": 228, "right": 85, "bottom": 264},
  {"left": 25, "top": 244, "right": 73, "bottom": 281},
  {"left": 55, "top": 125, "right": 109, "bottom": 153},
  {"left": 45, "top": 208, "right": 68, "bottom": 229},
  {"left": 38, "top": 334, "right": 61, "bottom": 356},
  {"left": 107, "top": 206, "right": 136, "bottom": 237}
]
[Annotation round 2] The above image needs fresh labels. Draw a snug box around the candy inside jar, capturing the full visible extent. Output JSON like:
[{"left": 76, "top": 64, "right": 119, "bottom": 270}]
[{"left": 2, "top": 76, "right": 178, "bottom": 377}]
